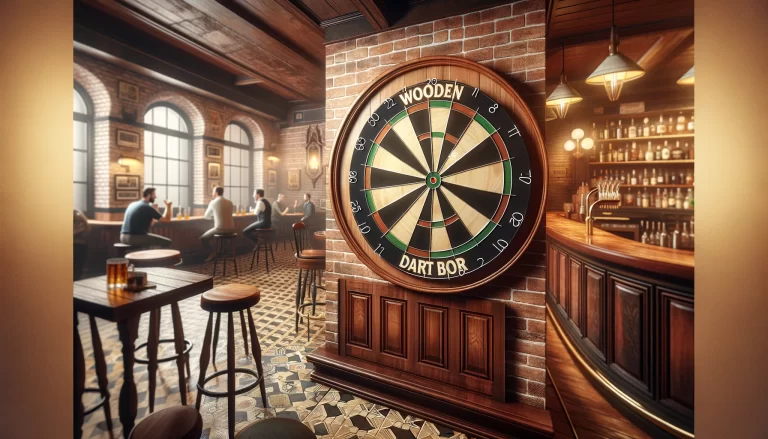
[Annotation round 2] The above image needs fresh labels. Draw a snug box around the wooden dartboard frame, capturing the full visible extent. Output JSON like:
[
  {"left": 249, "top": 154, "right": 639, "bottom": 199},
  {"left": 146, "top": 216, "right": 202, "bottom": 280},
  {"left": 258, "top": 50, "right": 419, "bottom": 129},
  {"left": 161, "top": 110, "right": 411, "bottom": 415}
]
[{"left": 329, "top": 56, "right": 547, "bottom": 294}]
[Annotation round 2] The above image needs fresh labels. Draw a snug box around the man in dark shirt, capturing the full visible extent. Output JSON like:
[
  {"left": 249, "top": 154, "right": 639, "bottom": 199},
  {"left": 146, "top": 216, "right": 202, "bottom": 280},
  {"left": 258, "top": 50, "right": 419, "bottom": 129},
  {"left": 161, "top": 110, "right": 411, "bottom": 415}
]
[
  {"left": 243, "top": 188, "right": 271, "bottom": 243},
  {"left": 120, "top": 187, "right": 173, "bottom": 248},
  {"left": 293, "top": 192, "right": 316, "bottom": 222}
]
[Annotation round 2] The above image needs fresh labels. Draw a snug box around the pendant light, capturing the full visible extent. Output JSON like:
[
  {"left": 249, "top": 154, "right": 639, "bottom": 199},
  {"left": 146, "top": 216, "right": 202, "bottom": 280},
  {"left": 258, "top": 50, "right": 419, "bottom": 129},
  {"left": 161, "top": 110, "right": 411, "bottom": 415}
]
[
  {"left": 586, "top": 0, "right": 645, "bottom": 101},
  {"left": 546, "top": 44, "right": 582, "bottom": 119},
  {"left": 677, "top": 66, "right": 695, "bottom": 85}
]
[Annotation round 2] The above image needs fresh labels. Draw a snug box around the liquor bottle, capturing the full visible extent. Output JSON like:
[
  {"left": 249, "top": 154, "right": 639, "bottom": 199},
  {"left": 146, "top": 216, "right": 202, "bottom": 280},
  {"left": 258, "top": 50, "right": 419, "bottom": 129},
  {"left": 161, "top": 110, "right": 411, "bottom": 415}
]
[
  {"left": 629, "top": 118, "right": 637, "bottom": 138},
  {"left": 665, "top": 170, "right": 670, "bottom": 184},
  {"left": 683, "top": 142, "right": 692, "bottom": 159},
  {"left": 654, "top": 222, "right": 661, "bottom": 245},
  {"left": 592, "top": 122, "right": 599, "bottom": 140},
  {"left": 630, "top": 142, "right": 638, "bottom": 161},
  {"left": 668, "top": 188, "right": 677, "bottom": 207},
  {"left": 620, "top": 169, "right": 627, "bottom": 183},
  {"left": 612, "top": 144, "right": 618, "bottom": 162},
  {"left": 676, "top": 112, "right": 686, "bottom": 132},
  {"left": 687, "top": 113, "right": 695, "bottom": 133},
  {"left": 642, "top": 188, "right": 650, "bottom": 208},
  {"left": 604, "top": 121, "right": 610, "bottom": 140},
  {"left": 641, "top": 221, "right": 649, "bottom": 244},
  {"left": 662, "top": 189, "right": 669, "bottom": 208},
  {"left": 599, "top": 145, "right": 605, "bottom": 163},
  {"left": 670, "top": 170, "right": 678, "bottom": 184},
  {"left": 656, "top": 188, "right": 663, "bottom": 208},
  {"left": 616, "top": 120, "right": 623, "bottom": 139},
  {"left": 630, "top": 169, "right": 638, "bottom": 185},
  {"left": 675, "top": 188, "right": 683, "bottom": 209},
  {"left": 642, "top": 168, "right": 649, "bottom": 185},
  {"left": 672, "top": 141, "right": 684, "bottom": 160},
  {"left": 617, "top": 145, "right": 624, "bottom": 161},
  {"left": 684, "top": 188, "right": 693, "bottom": 209},
  {"left": 625, "top": 191, "right": 634, "bottom": 205},
  {"left": 655, "top": 144, "right": 662, "bottom": 160},
  {"left": 671, "top": 222, "right": 680, "bottom": 249},
  {"left": 667, "top": 117, "right": 675, "bottom": 134},
  {"left": 681, "top": 222, "right": 691, "bottom": 249},
  {"left": 657, "top": 168, "right": 664, "bottom": 184},
  {"left": 608, "top": 144, "right": 614, "bottom": 162},
  {"left": 662, "top": 141, "right": 671, "bottom": 160},
  {"left": 645, "top": 142, "right": 654, "bottom": 161},
  {"left": 642, "top": 117, "right": 651, "bottom": 137},
  {"left": 609, "top": 121, "right": 616, "bottom": 139},
  {"left": 689, "top": 142, "right": 695, "bottom": 160},
  {"left": 590, "top": 170, "right": 598, "bottom": 187},
  {"left": 660, "top": 222, "right": 669, "bottom": 248},
  {"left": 651, "top": 168, "right": 657, "bottom": 185},
  {"left": 636, "top": 190, "right": 642, "bottom": 207},
  {"left": 656, "top": 114, "right": 667, "bottom": 135},
  {"left": 685, "top": 170, "right": 694, "bottom": 185},
  {"left": 689, "top": 218, "right": 695, "bottom": 250}
]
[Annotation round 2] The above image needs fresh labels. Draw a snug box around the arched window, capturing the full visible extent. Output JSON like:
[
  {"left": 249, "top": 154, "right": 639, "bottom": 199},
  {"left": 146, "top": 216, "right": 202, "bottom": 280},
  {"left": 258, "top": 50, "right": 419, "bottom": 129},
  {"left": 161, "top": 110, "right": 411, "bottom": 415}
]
[
  {"left": 143, "top": 104, "right": 192, "bottom": 209},
  {"left": 223, "top": 123, "right": 252, "bottom": 208},
  {"left": 73, "top": 86, "right": 92, "bottom": 214}
]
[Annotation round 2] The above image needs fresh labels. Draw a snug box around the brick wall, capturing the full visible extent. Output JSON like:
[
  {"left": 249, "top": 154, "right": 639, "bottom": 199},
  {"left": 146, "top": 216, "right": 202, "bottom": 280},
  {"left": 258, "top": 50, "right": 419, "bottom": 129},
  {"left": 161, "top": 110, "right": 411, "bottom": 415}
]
[
  {"left": 272, "top": 124, "right": 328, "bottom": 211},
  {"left": 321, "top": 1, "right": 548, "bottom": 409},
  {"left": 73, "top": 53, "right": 279, "bottom": 220}
]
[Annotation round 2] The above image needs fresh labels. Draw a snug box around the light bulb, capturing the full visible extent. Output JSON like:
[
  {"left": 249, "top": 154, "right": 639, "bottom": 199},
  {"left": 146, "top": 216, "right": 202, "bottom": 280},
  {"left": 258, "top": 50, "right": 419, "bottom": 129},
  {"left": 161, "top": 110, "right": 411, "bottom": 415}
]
[
  {"left": 571, "top": 128, "right": 585, "bottom": 140},
  {"left": 564, "top": 140, "right": 576, "bottom": 152},
  {"left": 582, "top": 137, "right": 594, "bottom": 150}
]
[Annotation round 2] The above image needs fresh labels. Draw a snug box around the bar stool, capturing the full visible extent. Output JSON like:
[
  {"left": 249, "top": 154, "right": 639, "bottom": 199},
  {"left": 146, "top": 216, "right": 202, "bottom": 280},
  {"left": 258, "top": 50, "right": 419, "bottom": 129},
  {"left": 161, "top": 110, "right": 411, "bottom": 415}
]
[
  {"left": 273, "top": 221, "right": 295, "bottom": 251},
  {"left": 212, "top": 233, "right": 239, "bottom": 278},
  {"left": 124, "top": 249, "right": 191, "bottom": 412},
  {"left": 76, "top": 314, "right": 114, "bottom": 439},
  {"left": 114, "top": 242, "right": 135, "bottom": 258},
  {"left": 249, "top": 228, "right": 276, "bottom": 273},
  {"left": 195, "top": 284, "right": 268, "bottom": 439},
  {"left": 235, "top": 418, "right": 315, "bottom": 439},
  {"left": 293, "top": 222, "right": 325, "bottom": 336},
  {"left": 127, "top": 406, "right": 202, "bottom": 439}
]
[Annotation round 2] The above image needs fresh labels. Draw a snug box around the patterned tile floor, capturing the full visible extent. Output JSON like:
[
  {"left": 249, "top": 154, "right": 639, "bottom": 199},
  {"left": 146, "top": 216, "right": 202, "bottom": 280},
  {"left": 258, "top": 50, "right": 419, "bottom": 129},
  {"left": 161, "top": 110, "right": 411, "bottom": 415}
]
[{"left": 78, "top": 245, "right": 470, "bottom": 438}]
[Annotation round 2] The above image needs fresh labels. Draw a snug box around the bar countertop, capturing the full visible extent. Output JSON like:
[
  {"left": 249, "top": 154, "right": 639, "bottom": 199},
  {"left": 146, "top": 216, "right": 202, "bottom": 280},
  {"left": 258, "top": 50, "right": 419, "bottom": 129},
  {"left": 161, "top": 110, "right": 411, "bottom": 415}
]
[{"left": 546, "top": 213, "right": 694, "bottom": 280}]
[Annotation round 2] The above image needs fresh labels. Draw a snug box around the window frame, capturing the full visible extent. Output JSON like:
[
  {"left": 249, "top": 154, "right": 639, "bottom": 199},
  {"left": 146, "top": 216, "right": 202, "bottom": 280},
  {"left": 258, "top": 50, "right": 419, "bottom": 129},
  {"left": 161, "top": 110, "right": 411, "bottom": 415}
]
[
  {"left": 223, "top": 121, "right": 253, "bottom": 208},
  {"left": 142, "top": 102, "right": 194, "bottom": 210},
  {"left": 73, "top": 83, "right": 94, "bottom": 217}
]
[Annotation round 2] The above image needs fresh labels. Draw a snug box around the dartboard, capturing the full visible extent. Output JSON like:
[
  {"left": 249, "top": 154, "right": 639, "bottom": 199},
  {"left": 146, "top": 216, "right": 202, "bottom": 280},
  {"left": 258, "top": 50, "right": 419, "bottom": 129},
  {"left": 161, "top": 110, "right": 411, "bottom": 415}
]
[{"left": 331, "top": 57, "right": 546, "bottom": 293}]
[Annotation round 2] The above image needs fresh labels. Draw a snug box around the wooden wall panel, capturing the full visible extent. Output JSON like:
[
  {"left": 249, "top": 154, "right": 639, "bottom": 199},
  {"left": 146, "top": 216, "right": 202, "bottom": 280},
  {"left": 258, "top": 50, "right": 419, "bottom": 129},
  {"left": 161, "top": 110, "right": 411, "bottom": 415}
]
[
  {"left": 558, "top": 252, "right": 569, "bottom": 311},
  {"left": 381, "top": 298, "right": 407, "bottom": 358},
  {"left": 569, "top": 259, "right": 582, "bottom": 333},
  {"left": 585, "top": 265, "right": 606, "bottom": 359},
  {"left": 419, "top": 304, "right": 448, "bottom": 369},
  {"left": 661, "top": 290, "right": 694, "bottom": 414},
  {"left": 347, "top": 292, "right": 372, "bottom": 349},
  {"left": 461, "top": 312, "right": 492, "bottom": 380},
  {"left": 548, "top": 245, "right": 559, "bottom": 303},
  {"left": 610, "top": 275, "right": 651, "bottom": 394}
]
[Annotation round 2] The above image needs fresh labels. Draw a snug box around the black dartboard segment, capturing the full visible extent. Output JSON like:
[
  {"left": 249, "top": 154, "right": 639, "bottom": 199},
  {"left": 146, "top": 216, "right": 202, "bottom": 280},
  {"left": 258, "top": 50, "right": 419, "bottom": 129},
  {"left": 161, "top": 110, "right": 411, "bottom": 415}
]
[{"left": 347, "top": 79, "right": 533, "bottom": 280}]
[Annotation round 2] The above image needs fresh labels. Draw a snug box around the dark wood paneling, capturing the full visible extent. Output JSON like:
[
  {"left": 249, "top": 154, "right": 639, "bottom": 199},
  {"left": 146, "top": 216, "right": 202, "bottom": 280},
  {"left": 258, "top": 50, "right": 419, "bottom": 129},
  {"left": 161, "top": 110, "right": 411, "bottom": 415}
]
[
  {"left": 660, "top": 289, "right": 694, "bottom": 415},
  {"left": 584, "top": 264, "right": 606, "bottom": 360},
  {"left": 609, "top": 275, "right": 650, "bottom": 394},
  {"left": 548, "top": 244, "right": 559, "bottom": 303},
  {"left": 347, "top": 292, "right": 372, "bottom": 349},
  {"left": 381, "top": 297, "right": 407, "bottom": 358},
  {"left": 569, "top": 258, "right": 582, "bottom": 333},
  {"left": 460, "top": 311, "right": 491, "bottom": 380},
  {"left": 419, "top": 304, "right": 448, "bottom": 369},
  {"left": 558, "top": 252, "right": 569, "bottom": 311}
]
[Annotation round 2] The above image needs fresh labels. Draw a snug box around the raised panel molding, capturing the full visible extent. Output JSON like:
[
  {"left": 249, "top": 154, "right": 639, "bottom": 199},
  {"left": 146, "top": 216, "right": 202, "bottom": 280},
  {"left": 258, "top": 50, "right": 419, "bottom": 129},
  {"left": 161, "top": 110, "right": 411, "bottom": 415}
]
[
  {"left": 585, "top": 264, "right": 606, "bottom": 360},
  {"left": 460, "top": 312, "right": 492, "bottom": 380},
  {"left": 558, "top": 251, "right": 569, "bottom": 311},
  {"left": 660, "top": 289, "right": 694, "bottom": 415},
  {"left": 419, "top": 304, "right": 448, "bottom": 369},
  {"left": 609, "top": 274, "right": 651, "bottom": 395},
  {"left": 381, "top": 298, "right": 407, "bottom": 358},
  {"left": 548, "top": 245, "right": 559, "bottom": 303},
  {"left": 347, "top": 292, "right": 372, "bottom": 349},
  {"left": 569, "top": 259, "right": 582, "bottom": 333}
]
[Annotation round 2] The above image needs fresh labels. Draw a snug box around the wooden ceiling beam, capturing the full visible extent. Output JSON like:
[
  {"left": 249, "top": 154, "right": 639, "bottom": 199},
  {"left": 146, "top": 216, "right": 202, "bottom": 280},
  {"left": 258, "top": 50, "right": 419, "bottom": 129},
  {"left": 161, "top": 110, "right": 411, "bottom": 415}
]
[
  {"left": 547, "top": 17, "right": 694, "bottom": 49},
  {"left": 636, "top": 29, "right": 693, "bottom": 72},
  {"left": 349, "top": 0, "right": 388, "bottom": 30}
]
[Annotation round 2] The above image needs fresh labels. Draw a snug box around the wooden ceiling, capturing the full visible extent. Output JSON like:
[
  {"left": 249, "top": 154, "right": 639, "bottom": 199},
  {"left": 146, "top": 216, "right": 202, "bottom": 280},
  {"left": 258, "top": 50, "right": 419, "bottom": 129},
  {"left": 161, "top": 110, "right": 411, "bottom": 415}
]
[{"left": 545, "top": 0, "right": 694, "bottom": 101}]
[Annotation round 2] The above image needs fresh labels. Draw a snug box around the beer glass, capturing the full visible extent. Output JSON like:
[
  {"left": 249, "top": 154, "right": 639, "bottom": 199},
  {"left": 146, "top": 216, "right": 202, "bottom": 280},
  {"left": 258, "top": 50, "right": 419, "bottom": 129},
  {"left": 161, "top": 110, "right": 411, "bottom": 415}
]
[{"left": 106, "top": 258, "right": 128, "bottom": 288}]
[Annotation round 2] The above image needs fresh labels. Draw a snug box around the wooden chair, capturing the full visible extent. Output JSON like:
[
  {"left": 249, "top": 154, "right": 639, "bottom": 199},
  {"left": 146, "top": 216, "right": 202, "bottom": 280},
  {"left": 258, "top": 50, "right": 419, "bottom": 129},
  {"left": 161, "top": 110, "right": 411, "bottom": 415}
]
[
  {"left": 128, "top": 406, "right": 202, "bottom": 439},
  {"left": 212, "top": 233, "right": 239, "bottom": 278},
  {"left": 235, "top": 417, "right": 315, "bottom": 439},
  {"left": 249, "top": 228, "right": 276, "bottom": 273},
  {"left": 292, "top": 222, "right": 325, "bottom": 337},
  {"left": 195, "top": 284, "right": 268, "bottom": 439}
]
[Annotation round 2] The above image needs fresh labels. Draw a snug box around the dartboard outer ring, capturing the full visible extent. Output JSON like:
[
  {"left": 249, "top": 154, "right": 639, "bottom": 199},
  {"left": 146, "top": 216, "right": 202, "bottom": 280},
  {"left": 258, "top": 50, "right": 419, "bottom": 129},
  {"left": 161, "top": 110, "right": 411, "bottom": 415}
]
[{"left": 329, "top": 56, "right": 548, "bottom": 294}]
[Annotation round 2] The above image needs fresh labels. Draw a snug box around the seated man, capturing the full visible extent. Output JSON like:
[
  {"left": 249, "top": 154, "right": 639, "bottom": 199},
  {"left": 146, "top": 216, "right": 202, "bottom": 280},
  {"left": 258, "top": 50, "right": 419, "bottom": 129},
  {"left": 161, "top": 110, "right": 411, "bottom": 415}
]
[
  {"left": 293, "top": 192, "right": 316, "bottom": 223},
  {"left": 120, "top": 187, "right": 173, "bottom": 248},
  {"left": 243, "top": 189, "right": 271, "bottom": 243},
  {"left": 201, "top": 186, "right": 236, "bottom": 261},
  {"left": 271, "top": 193, "right": 290, "bottom": 224}
]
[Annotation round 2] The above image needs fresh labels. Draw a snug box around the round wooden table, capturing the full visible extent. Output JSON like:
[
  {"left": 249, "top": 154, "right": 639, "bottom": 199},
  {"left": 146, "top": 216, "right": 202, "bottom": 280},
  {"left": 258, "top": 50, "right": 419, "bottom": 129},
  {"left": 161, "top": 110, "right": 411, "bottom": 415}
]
[{"left": 125, "top": 249, "right": 182, "bottom": 268}]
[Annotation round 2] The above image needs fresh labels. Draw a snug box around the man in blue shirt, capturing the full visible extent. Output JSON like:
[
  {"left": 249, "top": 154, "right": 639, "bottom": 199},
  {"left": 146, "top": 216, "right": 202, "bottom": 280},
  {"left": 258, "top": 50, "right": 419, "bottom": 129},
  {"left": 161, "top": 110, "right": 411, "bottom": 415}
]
[{"left": 120, "top": 187, "right": 173, "bottom": 248}]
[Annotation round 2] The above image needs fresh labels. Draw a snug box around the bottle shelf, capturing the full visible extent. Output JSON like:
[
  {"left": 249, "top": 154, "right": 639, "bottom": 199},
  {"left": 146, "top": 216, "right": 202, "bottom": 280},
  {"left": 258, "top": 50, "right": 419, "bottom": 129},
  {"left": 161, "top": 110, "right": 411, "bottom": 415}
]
[
  {"left": 617, "top": 184, "right": 694, "bottom": 189},
  {"left": 589, "top": 160, "right": 694, "bottom": 166},
  {"left": 590, "top": 107, "right": 694, "bottom": 121},
  {"left": 594, "top": 133, "right": 694, "bottom": 142},
  {"left": 616, "top": 207, "right": 695, "bottom": 215}
]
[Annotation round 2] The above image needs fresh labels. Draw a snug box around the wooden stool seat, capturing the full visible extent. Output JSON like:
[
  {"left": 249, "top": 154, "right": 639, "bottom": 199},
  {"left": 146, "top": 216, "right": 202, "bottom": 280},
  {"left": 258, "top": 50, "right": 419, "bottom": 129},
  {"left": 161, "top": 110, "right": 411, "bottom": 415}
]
[
  {"left": 214, "top": 233, "right": 238, "bottom": 238},
  {"left": 235, "top": 417, "right": 315, "bottom": 439},
  {"left": 298, "top": 249, "right": 325, "bottom": 259},
  {"left": 201, "top": 284, "right": 261, "bottom": 313},
  {"left": 128, "top": 406, "right": 202, "bottom": 439},
  {"left": 114, "top": 242, "right": 135, "bottom": 257},
  {"left": 126, "top": 249, "right": 181, "bottom": 268}
]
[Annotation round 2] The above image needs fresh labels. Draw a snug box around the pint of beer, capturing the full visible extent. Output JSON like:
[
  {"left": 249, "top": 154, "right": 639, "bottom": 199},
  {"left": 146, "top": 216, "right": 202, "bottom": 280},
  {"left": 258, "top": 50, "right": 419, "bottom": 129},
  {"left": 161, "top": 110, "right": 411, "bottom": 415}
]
[{"left": 106, "top": 258, "right": 129, "bottom": 288}]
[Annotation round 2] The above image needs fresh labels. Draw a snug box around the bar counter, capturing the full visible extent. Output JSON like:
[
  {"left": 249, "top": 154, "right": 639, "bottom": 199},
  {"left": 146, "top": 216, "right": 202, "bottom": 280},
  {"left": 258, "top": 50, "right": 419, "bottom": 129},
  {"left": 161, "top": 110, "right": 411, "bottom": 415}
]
[{"left": 545, "top": 213, "right": 694, "bottom": 438}]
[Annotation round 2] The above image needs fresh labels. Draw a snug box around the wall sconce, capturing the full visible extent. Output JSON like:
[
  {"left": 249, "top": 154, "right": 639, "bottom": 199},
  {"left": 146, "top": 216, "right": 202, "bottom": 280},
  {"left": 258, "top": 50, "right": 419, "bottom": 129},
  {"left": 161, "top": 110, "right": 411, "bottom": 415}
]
[
  {"left": 267, "top": 155, "right": 280, "bottom": 167},
  {"left": 304, "top": 125, "right": 323, "bottom": 188},
  {"left": 118, "top": 156, "right": 141, "bottom": 172},
  {"left": 564, "top": 128, "right": 593, "bottom": 159}
]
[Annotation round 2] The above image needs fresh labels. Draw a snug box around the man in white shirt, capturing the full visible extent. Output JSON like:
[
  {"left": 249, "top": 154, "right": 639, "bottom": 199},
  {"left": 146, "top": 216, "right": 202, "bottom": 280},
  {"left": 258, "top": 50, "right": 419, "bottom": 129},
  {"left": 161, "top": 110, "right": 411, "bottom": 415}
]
[{"left": 201, "top": 186, "right": 237, "bottom": 261}]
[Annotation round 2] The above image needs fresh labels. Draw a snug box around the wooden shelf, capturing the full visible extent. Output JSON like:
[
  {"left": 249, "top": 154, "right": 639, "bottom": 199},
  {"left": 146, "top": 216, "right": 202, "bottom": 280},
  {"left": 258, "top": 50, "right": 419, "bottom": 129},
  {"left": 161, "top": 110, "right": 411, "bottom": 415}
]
[
  {"left": 616, "top": 207, "right": 695, "bottom": 215},
  {"left": 618, "top": 184, "right": 694, "bottom": 189},
  {"left": 590, "top": 107, "right": 694, "bottom": 121},
  {"left": 589, "top": 160, "right": 694, "bottom": 166},
  {"left": 594, "top": 133, "right": 694, "bottom": 143}
]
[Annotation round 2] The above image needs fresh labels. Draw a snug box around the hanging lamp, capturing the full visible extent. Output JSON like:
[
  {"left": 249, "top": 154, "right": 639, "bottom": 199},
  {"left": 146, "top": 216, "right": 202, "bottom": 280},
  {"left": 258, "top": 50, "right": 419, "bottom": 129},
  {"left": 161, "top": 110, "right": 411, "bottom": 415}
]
[
  {"left": 677, "top": 66, "right": 695, "bottom": 85},
  {"left": 546, "top": 44, "right": 582, "bottom": 119},
  {"left": 585, "top": 0, "right": 645, "bottom": 101}
]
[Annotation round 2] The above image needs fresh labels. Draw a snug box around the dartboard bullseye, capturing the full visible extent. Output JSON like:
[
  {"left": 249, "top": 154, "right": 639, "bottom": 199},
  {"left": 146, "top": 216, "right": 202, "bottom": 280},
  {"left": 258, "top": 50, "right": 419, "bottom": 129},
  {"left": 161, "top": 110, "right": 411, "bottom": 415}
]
[{"left": 331, "top": 58, "right": 546, "bottom": 293}]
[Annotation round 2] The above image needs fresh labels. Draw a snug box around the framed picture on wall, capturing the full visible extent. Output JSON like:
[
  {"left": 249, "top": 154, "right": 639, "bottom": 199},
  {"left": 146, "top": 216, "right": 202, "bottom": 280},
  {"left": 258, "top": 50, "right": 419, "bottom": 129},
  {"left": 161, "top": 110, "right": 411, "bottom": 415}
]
[
  {"left": 208, "top": 163, "right": 221, "bottom": 179},
  {"left": 118, "top": 81, "right": 139, "bottom": 102},
  {"left": 267, "top": 169, "right": 277, "bottom": 187},
  {"left": 288, "top": 169, "right": 300, "bottom": 190},
  {"left": 116, "top": 190, "right": 140, "bottom": 201},
  {"left": 115, "top": 174, "right": 140, "bottom": 190},
  {"left": 116, "top": 129, "right": 140, "bottom": 148},
  {"left": 209, "top": 180, "right": 219, "bottom": 194},
  {"left": 206, "top": 144, "right": 222, "bottom": 159}
]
